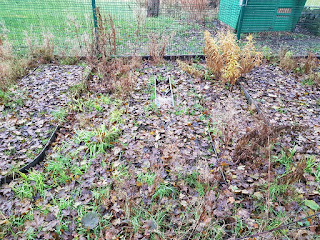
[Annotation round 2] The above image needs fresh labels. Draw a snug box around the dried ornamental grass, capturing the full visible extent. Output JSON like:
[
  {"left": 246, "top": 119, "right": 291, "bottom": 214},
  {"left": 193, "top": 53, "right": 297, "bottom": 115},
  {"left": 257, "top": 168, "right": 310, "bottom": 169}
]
[
  {"left": 204, "top": 30, "right": 262, "bottom": 85},
  {"left": 240, "top": 35, "right": 262, "bottom": 75},
  {"left": 204, "top": 30, "right": 223, "bottom": 79}
]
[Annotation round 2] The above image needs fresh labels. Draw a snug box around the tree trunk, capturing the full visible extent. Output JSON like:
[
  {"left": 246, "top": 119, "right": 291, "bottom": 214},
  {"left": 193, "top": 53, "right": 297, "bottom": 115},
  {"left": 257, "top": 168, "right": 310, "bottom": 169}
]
[{"left": 147, "top": 0, "right": 160, "bottom": 17}]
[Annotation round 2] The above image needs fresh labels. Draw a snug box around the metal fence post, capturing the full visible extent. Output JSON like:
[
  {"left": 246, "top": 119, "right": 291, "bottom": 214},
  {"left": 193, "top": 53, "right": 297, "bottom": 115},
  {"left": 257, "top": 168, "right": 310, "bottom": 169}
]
[
  {"left": 237, "top": 0, "right": 246, "bottom": 40},
  {"left": 92, "top": 0, "right": 99, "bottom": 46}
]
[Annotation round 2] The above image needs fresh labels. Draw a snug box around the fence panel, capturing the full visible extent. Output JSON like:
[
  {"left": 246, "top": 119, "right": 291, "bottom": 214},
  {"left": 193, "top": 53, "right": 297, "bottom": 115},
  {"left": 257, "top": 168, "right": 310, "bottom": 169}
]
[{"left": 0, "top": 0, "right": 319, "bottom": 56}]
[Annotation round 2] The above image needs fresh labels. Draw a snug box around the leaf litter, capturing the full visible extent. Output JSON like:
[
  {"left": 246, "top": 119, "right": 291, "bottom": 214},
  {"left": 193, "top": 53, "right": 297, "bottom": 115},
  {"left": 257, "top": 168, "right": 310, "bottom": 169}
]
[
  {"left": 0, "top": 65, "right": 86, "bottom": 176},
  {"left": 0, "top": 60, "right": 319, "bottom": 239}
]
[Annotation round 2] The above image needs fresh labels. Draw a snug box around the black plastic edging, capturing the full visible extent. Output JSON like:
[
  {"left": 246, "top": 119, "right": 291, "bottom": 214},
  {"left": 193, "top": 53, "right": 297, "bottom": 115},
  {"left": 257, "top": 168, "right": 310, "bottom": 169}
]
[
  {"left": 75, "top": 54, "right": 320, "bottom": 61},
  {"left": 239, "top": 82, "right": 262, "bottom": 114},
  {"left": 238, "top": 82, "right": 271, "bottom": 126},
  {"left": 0, "top": 125, "right": 60, "bottom": 186}
]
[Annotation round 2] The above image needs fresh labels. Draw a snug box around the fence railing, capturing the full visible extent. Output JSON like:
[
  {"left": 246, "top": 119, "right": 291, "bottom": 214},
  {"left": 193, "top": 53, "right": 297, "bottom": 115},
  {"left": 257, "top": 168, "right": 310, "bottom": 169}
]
[{"left": 0, "top": 0, "right": 319, "bottom": 57}]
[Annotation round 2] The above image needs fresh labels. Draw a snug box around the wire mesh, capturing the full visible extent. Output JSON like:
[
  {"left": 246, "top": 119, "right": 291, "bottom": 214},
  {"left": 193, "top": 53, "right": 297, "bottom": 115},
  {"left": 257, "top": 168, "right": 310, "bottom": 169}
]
[{"left": 0, "top": 0, "right": 319, "bottom": 56}]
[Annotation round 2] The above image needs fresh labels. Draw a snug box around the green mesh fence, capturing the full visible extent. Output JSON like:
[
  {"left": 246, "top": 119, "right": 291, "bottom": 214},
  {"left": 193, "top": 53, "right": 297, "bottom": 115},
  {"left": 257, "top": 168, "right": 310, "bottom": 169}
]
[
  {"left": 0, "top": 0, "right": 219, "bottom": 56},
  {"left": 0, "top": 0, "right": 319, "bottom": 56}
]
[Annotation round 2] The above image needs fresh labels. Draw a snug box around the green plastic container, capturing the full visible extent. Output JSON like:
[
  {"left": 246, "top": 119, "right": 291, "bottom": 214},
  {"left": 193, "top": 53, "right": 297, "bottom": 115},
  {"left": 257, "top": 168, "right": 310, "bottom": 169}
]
[{"left": 219, "top": 0, "right": 307, "bottom": 38}]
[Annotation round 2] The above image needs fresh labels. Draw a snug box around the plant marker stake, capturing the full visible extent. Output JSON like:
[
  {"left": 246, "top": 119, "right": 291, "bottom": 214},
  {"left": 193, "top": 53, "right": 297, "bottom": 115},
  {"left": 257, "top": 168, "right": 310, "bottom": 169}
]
[
  {"left": 169, "top": 75, "right": 175, "bottom": 107},
  {"left": 155, "top": 76, "right": 159, "bottom": 107}
]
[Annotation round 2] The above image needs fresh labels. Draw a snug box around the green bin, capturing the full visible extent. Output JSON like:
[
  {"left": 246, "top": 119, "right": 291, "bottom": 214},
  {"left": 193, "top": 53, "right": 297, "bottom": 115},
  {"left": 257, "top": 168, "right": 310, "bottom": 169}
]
[{"left": 218, "top": 0, "right": 307, "bottom": 38}]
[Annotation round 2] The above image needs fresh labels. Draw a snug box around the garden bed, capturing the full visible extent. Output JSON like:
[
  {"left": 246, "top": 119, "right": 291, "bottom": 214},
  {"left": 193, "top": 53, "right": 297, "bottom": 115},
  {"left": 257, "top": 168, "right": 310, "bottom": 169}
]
[
  {"left": 0, "top": 60, "right": 319, "bottom": 239},
  {"left": 0, "top": 65, "right": 87, "bottom": 177}
]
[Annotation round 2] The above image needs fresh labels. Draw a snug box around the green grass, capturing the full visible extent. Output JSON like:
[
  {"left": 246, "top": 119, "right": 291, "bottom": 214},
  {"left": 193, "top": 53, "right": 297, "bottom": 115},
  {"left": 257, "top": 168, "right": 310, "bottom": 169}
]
[
  {"left": 75, "top": 125, "right": 121, "bottom": 156},
  {"left": 51, "top": 107, "right": 68, "bottom": 122}
]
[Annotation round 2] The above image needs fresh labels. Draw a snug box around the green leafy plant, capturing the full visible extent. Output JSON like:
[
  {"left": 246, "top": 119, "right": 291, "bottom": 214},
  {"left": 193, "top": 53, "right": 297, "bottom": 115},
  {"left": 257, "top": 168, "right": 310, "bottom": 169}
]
[
  {"left": 272, "top": 148, "right": 296, "bottom": 173},
  {"left": 109, "top": 109, "right": 123, "bottom": 124},
  {"left": 46, "top": 154, "right": 72, "bottom": 185},
  {"left": 68, "top": 82, "right": 87, "bottom": 98},
  {"left": 12, "top": 171, "right": 49, "bottom": 199},
  {"left": 75, "top": 125, "right": 121, "bottom": 156},
  {"left": 51, "top": 108, "right": 67, "bottom": 122},
  {"left": 185, "top": 171, "right": 207, "bottom": 197},
  {"left": 152, "top": 182, "right": 176, "bottom": 200},
  {"left": 262, "top": 45, "right": 273, "bottom": 61},
  {"left": 137, "top": 172, "right": 156, "bottom": 186}
]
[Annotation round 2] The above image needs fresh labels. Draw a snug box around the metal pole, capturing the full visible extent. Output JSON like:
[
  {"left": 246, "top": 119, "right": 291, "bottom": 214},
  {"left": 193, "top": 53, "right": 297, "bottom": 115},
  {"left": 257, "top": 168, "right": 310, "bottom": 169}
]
[
  {"left": 91, "top": 0, "right": 99, "bottom": 47},
  {"left": 237, "top": 0, "right": 246, "bottom": 40}
]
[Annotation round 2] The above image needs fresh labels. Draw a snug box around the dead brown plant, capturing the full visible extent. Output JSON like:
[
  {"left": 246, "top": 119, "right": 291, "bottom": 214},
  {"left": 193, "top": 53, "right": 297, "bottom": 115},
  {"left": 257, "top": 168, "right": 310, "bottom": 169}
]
[
  {"left": 83, "top": 8, "right": 140, "bottom": 97},
  {"left": 93, "top": 57, "right": 141, "bottom": 97},
  {"left": 277, "top": 158, "right": 306, "bottom": 185},
  {"left": 303, "top": 52, "right": 319, "bottom": 74},
  {"left": 204, "top": 31, "right": 262, "bottom": 85},
  {"left": 0, "top": 34, "right": 28, "bottom": 91},
  {"left": 240, "top": 35, "right": 263, "bottom": 75},
  {"left": 179, "top": 0, "right": 210, "bottom": 22},
  {"left": 177, "top": 60, "right": 204, "bottom": 78},
  {"left": 95, "top": 8, "right": 117, "bottom": 60},
  {"left": 233, "top": 123, "right": 306, "bottom": 164},
  {"left": 25, "top": 29, "right": 55, "bottom": 63},
  {"left": 148, "top": 32, "right": 168, "bottom": 64},
  {"left": 279, "top": 49, "right": 296, "bottom": 71}
]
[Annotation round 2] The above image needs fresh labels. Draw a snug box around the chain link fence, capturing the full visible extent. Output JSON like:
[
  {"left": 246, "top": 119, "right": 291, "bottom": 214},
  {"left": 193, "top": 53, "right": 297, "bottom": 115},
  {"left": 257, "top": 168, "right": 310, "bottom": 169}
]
[{"left": 0, "top": 0, "right": 319, "bottom": 56}]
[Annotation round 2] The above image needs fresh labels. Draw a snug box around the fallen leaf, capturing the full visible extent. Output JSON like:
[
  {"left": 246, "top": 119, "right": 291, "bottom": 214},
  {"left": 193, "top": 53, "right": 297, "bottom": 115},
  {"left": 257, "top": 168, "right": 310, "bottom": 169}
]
[
  {"left": 304, "top": 200, "right": 320, "bottom": 211},
  {"left": 81, "top": 212, "right": 100, "bottom": 229}
]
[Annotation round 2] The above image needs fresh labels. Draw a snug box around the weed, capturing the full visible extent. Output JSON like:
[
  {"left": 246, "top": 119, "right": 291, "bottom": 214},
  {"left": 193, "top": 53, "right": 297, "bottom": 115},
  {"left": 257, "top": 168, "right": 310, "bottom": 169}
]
[
  {"left": 130, "top": 206, "right": 168, "bottom": 237},
  {"left": 152, "top": 182, "right": 176, "bottom": 200},
  {"left": 303, "top": 52, "right": 319, "bottom": 74},
  {"left": 145, "top": 102, "right": 159, "bottom": 114},
  {"left": 109, "top": 109, "right": 124, "bottom": 124},
  {"left": 97, "top": 9, "right": 117, "bottom": 57},
  {"left": 272, "top": 148, "right": 296, "bottom": 173},
  {"left": 301, "top": 77, "right": 315, "bottom": 86},
  {"left": 99, "top": 94, "right": 111, "bottom": 105},
  {"left": 59, "top": 56, "right": 79, "bottom": 65},
  {"left": 0, "top": 90, "right": 24, "bottom": 108},
  {"left": 279, "top": 49, "right": 296, "bottom": 71},
  {"left": 46, "top": 154, "right": 72, "bottom": 185},
  {"left": 262, "top": 45, "right": 273, "bottom": 61},
  {"left": 71, "top": 98, "right": 86, "bottom": 112},
  {"left": 69, "top": 82, "right": 87, "bottom": 98},
  {"left": 204, "top": 31, "right": 262, "bottom": 85},
  {"left": 148, "top": 33, "right": 169, "bottom": 64},
  {"left": 305, "top": 156, "right": 320, "bottom": 182},
  {"left": 51, "top": 108, "right": 67, "bottom": 123},
  {"left": 181, "top": 0, "right": 207, "bottom": 19},
  {"left": 174, "top": 109, "right": 185, "bottom": 116},
  {"left": 177, "top": 59, "right": 204, "bottom": 78},
  {"left": 12, "top": 171, "right": 49, "bottom": 199},
  {"left": 71, "top": 97, "right": 103, "bottom": 112},
  {"left": 269, "top": 183, "right": 289, "bottom": 201},
  {"left": 137, "top": 171, "right": 156, "bottom": 186},
  {"left": 92, "top": 185, "right": 111, "bottom": 203},
  {"left": 75, "top": 125, "right": 121, "bottom": 156},
  {"left": 113, "top": 164, "right": 130, "bottom": 181},
  {"left": 185, "top": 171, "right": 207, "bottom": 197},
  {"left": 25, "top": 29, "right": 55, "bottom": 63},
  {"left": 0, "top": 34, "right": 28, "bottom": 91},
  {"left": 234, "top": 123, "right": 304, "bottom": 164}
]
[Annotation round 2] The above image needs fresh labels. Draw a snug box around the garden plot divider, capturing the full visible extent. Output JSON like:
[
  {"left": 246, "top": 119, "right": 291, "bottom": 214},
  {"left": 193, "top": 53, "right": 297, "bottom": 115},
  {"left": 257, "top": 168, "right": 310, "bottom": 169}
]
[
  {"left": 0, "top": 126, "right": 59, "bottom": 186},
  {"left": 1, "top": 0, "right": 319, "bottom": 56}
]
